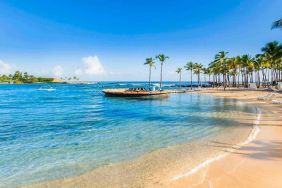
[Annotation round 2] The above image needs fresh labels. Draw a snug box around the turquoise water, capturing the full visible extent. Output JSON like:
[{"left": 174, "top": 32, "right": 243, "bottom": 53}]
[{"left": 0, "top": 83, "right": 254, "bottom": 187}]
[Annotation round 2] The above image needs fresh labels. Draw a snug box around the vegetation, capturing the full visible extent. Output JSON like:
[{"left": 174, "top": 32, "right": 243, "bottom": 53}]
[
  {"left": 0, "top": 71, "right": 80, "bottom": 84},
  {"left": 181, "top": 41, "right": 282, "bottom": 89},
  {"left": 155, "top": 54, "right": 169, "bottom": 90},
  {"left": 184, "top": 61, "right": 194, "bottom": 90},
  {"left": 144, "top": 58, "right": 156, "bottom": 89},
  {"left": 176, "top": 68, "right": 182, "bottom": 88},
  {"left": 143, "top": 41, "right": 281, "bottom": 91},
  {"left": 0, "top": 71, "right": 54, "bottom": 83},
  {"left": 193, "top": 63, "right": 203, "bottom": 87},
  {"left": 272, "top": 18, "right": 282, "bottom": 29}
]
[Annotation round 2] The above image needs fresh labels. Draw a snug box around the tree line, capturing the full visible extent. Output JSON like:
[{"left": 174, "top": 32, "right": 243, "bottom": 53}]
[
  {"left": 0, "top": 71, "right": 80, "bottom": 83},
  {"left": 179, "top": 41, "right": 282, "bottom": 90},
  {"left": 144, "top": 41, "right": 282, "bottom": 91},
  {"left": 0, "top": 71, "right": 55, "bottom": 83}
]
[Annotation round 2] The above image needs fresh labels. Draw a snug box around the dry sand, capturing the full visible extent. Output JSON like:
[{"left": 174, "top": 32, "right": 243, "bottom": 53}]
[{"left": 25, "top": 89, "right": 282, "bottom": 188}]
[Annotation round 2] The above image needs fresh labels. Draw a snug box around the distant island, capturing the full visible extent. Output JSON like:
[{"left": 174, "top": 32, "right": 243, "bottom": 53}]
[{"left": 0, "top": 71, "right": 79, "bottom": 84}]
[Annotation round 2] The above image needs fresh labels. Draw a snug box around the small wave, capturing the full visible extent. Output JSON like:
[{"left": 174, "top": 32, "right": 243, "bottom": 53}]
[
  {"left": 37, "top": 88, "right": 56, "bottom": 91},
  {"left": 171, "top": 107, "right": 261, "bottom": 181}
]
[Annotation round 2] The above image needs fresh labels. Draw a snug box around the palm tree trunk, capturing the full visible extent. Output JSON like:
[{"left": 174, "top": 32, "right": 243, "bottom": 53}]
[
  {"left": 179, "top": 73, "right": 182, "bottom": 88},
  {"left": 258, "top": 70, "right": 261, "bottom": 88},
  {"left": 160, "top": 63, "right": 163, "bottom": 90},
  {"left": 190, "top": 70, "right": 193, "bottom": 90},
  {"left": 223, "top": 74, "right": 226, "bottom": 91},
  {"left": 198, "top": 74, "right": 200, "bottom": 86},
  {"left": 237, "top": 73, "right": 240, "bottom": 88},
  {"left": 149, "top": 67, "right": 151, "bottom": 90}
]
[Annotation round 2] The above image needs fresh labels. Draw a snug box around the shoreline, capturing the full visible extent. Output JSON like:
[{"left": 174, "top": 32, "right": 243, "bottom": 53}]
[
  {"left": 171, "top": 107, "right": 262, "bottom": 181},
  {"left": 170, "top": 89, "right": 282, "bottom": 188},
  {"left": 23, "top": 91, "right": 262, "bottom": 188}
]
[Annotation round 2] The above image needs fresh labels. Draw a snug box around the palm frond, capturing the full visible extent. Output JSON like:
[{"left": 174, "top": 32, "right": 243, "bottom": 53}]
[{"left": 271, "top": 18, "right": 282, "bottom": 29}]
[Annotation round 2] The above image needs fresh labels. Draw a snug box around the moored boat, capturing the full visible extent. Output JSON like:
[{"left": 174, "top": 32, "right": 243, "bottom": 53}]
[{"left": 103, "top": 88, "right": 169, "bottom": 98}]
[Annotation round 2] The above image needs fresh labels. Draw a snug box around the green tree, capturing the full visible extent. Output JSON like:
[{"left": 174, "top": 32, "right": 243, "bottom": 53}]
[
  {"left": 261, "top": 41, "right": 282, "bottom": 83},
  {"left": 144, "top": 58, "right": 156, "bottom": 90},
  {"left": 13, "top": 71, "right": 23, "bottom": 82},
  {"left": 193, "top": 63, "right": 203, "bottom": 87},
  {"left": 23, "top": 72, "right": 29, "bottom": 82},
  {"left": 176, "top": 68, "right": 182, "bottom": 88},
  {"left": 155, "top": 54, "right": 169, "bottom": 90},
  {"left": 210, "top": 51, "right": 229, "bottom": 90},
  {"left": 184, "top": 61, "right": 194, "bottom": 90}
]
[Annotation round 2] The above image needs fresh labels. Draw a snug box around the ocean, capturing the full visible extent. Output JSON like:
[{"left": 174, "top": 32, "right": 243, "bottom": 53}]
[{"left": 0, "top": 82, "right": 256, "bottom": 187}]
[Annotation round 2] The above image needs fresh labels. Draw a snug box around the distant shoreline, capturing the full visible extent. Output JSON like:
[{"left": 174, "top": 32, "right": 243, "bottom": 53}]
[{"left": 0, "top": 81, "right": 93, "bottom": 84}]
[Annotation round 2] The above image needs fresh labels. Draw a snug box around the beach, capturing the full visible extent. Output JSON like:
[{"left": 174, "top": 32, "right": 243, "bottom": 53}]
[
  {"left": 22, "top": 88, "right": 282, "bottom": 188},
  {"left": 170, "top": 89, "right": 282, "bottom": 188},
  {"left": 1, "top": 1, "right": 281, "bottom": 187}
]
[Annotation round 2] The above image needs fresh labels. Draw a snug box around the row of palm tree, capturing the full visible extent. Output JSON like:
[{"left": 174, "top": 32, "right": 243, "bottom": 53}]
[
  {"left": 174, "top": 41, "right": 282, "bottom": 90},
  {"left": 144, "top": 54, "right": 169, "bottom": 90}
]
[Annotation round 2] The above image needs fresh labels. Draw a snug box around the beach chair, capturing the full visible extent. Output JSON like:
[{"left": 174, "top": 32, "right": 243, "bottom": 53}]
[
  {"left": 278, "top": 82, "right": 282, "bottom": 92},
  {"left": 257, "top": 93, "right": 277, "bottom": 101},
  {"left": 193, "top": 86, "right": 201, "bottom": 91},
  {"left": 249, "top": 83, "right": 257, "bottom": 90},
  {"left": 272, "top": 99, "right": 282, "bottom": 104}
]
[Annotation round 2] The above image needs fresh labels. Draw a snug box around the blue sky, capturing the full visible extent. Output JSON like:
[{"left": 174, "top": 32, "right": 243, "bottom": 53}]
[{"left": 0, "top": 0, "right": 281, "bottom": 81}]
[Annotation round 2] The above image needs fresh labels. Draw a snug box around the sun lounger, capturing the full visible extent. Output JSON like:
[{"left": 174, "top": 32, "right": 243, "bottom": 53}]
[
  {"left": 278, "top": 82, "right": 282, "bottom": 92},
  {"left": 257, "top": 93, "right": 277, "bottom": 101},
  {"left": 249, "top": 83, "right": 257, "bottom": 90},
  {"left": 272, "top": 99, "right": 282, "bottom": 104},
  {"left": 194, "top": 87, "right": 201, "bottom": 91}
]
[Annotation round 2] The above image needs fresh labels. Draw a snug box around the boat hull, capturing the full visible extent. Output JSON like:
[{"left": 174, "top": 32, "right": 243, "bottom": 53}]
[{"left": 103, "top": 89, "right": 169, "bottom": 98}]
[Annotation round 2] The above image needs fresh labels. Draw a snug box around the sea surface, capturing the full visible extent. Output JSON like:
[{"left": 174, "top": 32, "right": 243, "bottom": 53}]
[{"left": 0, "top": 82, "right": 255, "bottom": 187}]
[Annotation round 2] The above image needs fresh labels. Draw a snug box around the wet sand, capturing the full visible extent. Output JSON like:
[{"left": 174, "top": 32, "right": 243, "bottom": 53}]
[{"left": 25, "top": 89, "right": 282, "bottom": 188}]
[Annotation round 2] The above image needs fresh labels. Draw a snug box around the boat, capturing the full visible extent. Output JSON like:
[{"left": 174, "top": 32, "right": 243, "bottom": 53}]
[
  {"left": 37, "top": 85, "right": 56, "bottom": 91},
  {"left": 103, "top": 88, "right": 169, "bottom": 98}
]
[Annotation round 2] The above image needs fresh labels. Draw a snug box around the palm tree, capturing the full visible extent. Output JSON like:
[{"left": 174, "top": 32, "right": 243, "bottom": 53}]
[
  {"left": 155, "top": 54, "right": 169, "bottom": 90},
  {"left": 205, "top": 42, "right": 282, "bottom": 90},
  {"left": 234, "top": 56, "right": 242, "bottom": 87},
  {"left": 206, "top": 67, "right": 212, "bottom": 83},
  {"left": 176, "top": 68, "right": 182, "bottom": 88},
  {"left": 261, "top": 41, "right": 282, "bottom": 83},
  {"left": 254, "top": 54, "right": 263, "bottom": 87},
  {"left": 226, "top": 57, "right": 238, "bottom": 87},
  {"left": 272, "top": 18, "right": 282, "bottom": 29},
  {"left": 144, "top": 58, "right": 156, "bottom": 90},
  {"left": 239, "top": 54, "right": 253, "bottom": 87},
  {"left": 184, "top": 61, "right": 194, "bottom": 90},
  {"left": 193, "top": 63, "right": 203, "bottom": 87},
  {"left": 210, "top": 51, "right": 229, "bottom": 90}
]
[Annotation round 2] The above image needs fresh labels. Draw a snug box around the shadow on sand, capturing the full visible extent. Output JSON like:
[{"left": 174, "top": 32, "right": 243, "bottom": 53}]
[{"left": 209, "top": 140, "right": 282, "bottom": 160}]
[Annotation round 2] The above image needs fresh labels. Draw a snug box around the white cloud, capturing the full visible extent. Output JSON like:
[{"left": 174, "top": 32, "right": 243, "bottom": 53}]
[
  {"left": 0, "top": 60, "right": 12, "bottom": 74},
  {"left": 74, "top": 68, "right": 82, "bottom": 75},
  {"left": 82, "top": 56, "right": 105, "bottom": 75},
  {"left": 52, "top": 65, "right": 63, "bottom": 77}
]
